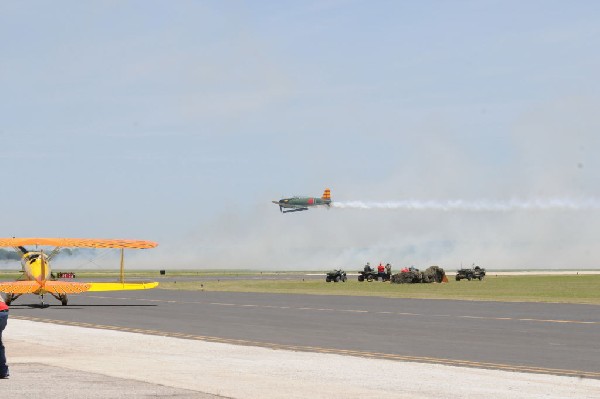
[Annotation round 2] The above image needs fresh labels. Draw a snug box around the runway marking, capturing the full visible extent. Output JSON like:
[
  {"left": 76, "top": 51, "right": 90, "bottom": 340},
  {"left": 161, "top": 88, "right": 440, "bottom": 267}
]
[
  {"left": 87, "top": 295, "right": 600, "bottom": 326},
  {"left": 11, "top": 315, "right": 600, "bottom": 380}
]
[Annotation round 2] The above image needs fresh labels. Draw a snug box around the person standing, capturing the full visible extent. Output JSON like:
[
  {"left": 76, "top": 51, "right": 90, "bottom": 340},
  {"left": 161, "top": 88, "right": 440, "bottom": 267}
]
[
  {"left": 377, "top": 263, "right": 385, "bottom": 281},
  {"left": 0, "top": 295, "right": 8, "bottom": 379},
  {"left": 385, "top": 263, "right": 392, "bottom": 279}
]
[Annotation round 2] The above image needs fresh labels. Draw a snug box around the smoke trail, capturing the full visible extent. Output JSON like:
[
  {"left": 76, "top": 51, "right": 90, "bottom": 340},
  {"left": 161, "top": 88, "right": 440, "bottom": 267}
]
[{"left": 332, "top": 198, "right": 600, "bottom": 211}]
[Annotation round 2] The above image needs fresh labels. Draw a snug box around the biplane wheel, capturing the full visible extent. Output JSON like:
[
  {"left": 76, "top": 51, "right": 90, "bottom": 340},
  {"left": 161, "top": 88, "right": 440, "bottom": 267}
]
[{"left": 61, "top": 297, "right": 68, "bottom": 306}]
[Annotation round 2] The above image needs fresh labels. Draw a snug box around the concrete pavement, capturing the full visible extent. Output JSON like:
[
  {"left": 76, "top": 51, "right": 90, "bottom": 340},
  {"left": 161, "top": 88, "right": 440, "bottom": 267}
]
[{"left": 3, "top": 319, "right": 600, "bottom": 399}]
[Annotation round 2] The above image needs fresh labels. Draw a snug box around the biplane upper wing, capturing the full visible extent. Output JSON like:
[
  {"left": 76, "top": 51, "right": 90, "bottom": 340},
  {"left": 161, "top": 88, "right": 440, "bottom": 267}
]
[{"left": 0, "top": 237, "right": 157, "bottom": 249}]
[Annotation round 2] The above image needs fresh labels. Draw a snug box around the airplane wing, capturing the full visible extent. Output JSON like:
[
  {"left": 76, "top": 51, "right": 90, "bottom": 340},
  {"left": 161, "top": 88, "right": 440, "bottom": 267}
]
[
  {"left": 42, "top": 281, "right": 92, "bottom": 294},
  {"left": 86, "top": 282, "right": 159, "bottom": 291},
  {"left": 0, "top": 281, "right": 41, "bottom": 294},
  {"left": 0, "top": 238, "right": 157, "bottom": 249},
  {"left": 0, "top": 281, "right": 159, "bottom": 294},
  {"left": 44, "top": 281, "right": 158, "bottom": 293}
]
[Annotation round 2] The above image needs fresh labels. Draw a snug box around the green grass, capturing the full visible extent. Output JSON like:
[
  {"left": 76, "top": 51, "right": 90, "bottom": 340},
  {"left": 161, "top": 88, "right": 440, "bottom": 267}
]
[
  {"left": 1, "top": 269, "right": 598, "bottom": 304},
  {"left": 159, "top": 275, "right": 600, "bottom": 305}
]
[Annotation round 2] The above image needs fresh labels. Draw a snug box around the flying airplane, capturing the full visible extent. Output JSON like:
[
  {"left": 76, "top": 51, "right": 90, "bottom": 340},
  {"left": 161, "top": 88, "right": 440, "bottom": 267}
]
[
  {"left": 273, "top": 188, "right": 332, "bottom": 213},
  {"left": 0, "top": 237, "right": 158, "bottom": 306}
]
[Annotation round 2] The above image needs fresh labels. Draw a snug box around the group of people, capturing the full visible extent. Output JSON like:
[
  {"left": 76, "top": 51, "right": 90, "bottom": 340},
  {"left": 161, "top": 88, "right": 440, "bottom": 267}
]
[{"left": 363, "top": 262, "right": 392, "bottom": 280}]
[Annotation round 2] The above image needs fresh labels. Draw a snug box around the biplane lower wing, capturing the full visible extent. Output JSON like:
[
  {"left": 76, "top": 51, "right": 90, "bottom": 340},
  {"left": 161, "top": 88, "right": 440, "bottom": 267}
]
[
  {"left": 87, "top": 282, "right": 159, "bottom": 292},
  {"left": 0, "top": 281, "right": 158, "bottom": 295},
  {"left": 0, "top": 281, "right": 41, "bottom": 294},
  {"left": 42, "top": 281, "right": 92, "bottom": 294}
]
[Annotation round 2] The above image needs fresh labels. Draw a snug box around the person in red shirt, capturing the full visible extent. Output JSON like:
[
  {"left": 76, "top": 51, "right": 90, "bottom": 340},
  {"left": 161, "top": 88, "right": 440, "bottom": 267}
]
[
  {"left": 0, "top": 296, "right": 8, "bottom": 379},
  {"left": 377, "top": 263, "right": 385, "bottom": 281}
]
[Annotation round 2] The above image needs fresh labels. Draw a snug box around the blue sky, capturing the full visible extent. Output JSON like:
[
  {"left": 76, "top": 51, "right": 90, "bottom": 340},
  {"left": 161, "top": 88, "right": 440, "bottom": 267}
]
[{"left": 1, "top": 1, "right": 599, "bottom": 269}]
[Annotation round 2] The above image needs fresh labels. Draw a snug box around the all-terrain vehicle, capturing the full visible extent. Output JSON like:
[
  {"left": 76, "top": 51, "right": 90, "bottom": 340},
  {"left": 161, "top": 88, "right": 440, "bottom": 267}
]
[
  {"left": 326, "top": 269, "right": 347, "bottom": 282},
  {"left": 455, "top": 265, "right": 486, "bottom": 281},
  {"left": 357, "top": 270, "right": 391, "bottom": 282},
  {"left": 357, "top": 270, "right": 378, "bottom": 282}
]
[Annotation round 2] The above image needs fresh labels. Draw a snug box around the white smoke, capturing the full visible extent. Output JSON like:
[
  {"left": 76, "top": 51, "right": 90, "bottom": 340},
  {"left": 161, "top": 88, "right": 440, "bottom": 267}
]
[{"left": 332, "top": 198, "right": 600, "bottom": 211}]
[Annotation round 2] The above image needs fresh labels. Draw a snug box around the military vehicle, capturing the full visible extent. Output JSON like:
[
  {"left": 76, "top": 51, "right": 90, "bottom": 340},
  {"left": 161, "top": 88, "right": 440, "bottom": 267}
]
[
  {"left": 455, "top": 265, "right": 486, "bottom": 281},
  {"left": 326, "top": 269, "right": 347, "bottom": 282},
  {"left": 273, "top": 188, "right": 331, "bottom": 213}
]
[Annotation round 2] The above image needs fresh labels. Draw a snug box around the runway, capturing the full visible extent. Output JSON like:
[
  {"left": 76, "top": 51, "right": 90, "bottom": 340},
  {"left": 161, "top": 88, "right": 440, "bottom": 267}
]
[{"left": 7, "top": 288, "right": 600, "bottom": 378}]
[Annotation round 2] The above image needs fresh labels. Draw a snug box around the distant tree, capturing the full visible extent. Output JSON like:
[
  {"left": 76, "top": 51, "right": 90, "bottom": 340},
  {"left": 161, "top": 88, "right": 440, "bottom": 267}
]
[{"left": 0, "top": 249, "right": 20, "bottom": 261}]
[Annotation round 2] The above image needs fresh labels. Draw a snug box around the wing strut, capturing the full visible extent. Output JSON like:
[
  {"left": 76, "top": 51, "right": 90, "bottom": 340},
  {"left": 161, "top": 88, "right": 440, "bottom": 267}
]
[
  {"left": 48, "top": 247, "right": 62, "bottom": 261},
  {"left": 120, "top": 248, "right": 125, "bottom": 284}
]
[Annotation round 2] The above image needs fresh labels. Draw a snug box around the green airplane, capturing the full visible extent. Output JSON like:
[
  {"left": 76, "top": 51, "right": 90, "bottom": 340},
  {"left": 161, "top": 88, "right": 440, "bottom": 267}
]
[{"left": 273, "top": 188, "right": 332, "bottom": 213}]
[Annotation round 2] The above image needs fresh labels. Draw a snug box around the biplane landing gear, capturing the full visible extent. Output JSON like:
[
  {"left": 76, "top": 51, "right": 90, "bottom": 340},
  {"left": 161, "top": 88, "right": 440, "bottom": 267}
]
[
  {"left": 39, "top": 294, "right": 50, "bottom": 308},
  {"left": 50, "top": 293, "right": 68, "bottom": 306},
  {"left": 4, "top": 293, "right": 20, "bottom": 306}
]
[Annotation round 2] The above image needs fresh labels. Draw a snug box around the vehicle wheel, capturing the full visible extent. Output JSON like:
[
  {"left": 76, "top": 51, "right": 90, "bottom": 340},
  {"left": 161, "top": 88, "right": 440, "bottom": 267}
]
[
  {"left": 455, "top": 276, "right": 460, "bottom": 281},
  {"left": 367, "top": 276, "right": 373, "bottom": 282},
  {"left": 358, "top": 275, "right": 364, "bottom": 282},
  {"left": 342, "top": 276, "right": 347, "bottom": 282},
  {"left": 334, "top": 276, "right": 340, "bottom": 282},
  {"left": 326, "top": 277, "right": 331, "bottom": 282},
  {"left": 61, "top": 297, "right": 68, "bottom": 306},
  {"left": 478, "top": 276, "right": 484, "bottom": 281},
  {"left": 467, "top": 276, "right": 472, "bottom": 281}
]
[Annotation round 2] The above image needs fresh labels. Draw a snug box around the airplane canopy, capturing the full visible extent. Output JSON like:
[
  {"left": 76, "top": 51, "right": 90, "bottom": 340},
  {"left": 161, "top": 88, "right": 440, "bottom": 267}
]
[{"left": 0, "top": 237, "right": 157, "bottom": 249}]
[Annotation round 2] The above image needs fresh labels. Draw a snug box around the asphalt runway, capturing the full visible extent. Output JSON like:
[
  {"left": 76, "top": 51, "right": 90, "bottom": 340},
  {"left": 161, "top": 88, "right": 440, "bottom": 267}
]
[{"left": 6, "top": 288, "right": 600, "bottom": 379}]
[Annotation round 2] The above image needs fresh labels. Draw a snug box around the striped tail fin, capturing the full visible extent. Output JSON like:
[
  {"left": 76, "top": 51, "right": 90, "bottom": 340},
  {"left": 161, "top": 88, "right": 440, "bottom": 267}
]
[{"left": 322, "top": 188, "right": 331, "bottom": 200}]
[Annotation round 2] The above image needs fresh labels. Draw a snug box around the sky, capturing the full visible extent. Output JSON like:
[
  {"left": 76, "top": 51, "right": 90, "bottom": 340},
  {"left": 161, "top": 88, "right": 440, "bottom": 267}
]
[{"left": 1, "top": 1, "right": 599, "bottom": 270}]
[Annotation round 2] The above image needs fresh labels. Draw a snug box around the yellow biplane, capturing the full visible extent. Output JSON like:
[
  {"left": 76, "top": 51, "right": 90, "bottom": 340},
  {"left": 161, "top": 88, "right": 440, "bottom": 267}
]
[{"left": 0, "top": 237, "right": 158, "bottom": 306}]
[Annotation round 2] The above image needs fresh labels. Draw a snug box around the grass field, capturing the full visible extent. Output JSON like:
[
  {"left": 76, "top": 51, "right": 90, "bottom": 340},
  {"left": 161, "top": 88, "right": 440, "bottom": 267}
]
[
  {"left": 158, "top": 274, "right": 600, "bottom": 305},
  {"left": 1, "top": 270, "right": 598, "bottom": 304}
]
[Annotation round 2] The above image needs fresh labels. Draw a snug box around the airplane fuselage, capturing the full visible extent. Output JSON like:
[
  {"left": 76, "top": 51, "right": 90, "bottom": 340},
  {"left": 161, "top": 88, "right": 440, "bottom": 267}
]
[
  {"left": 272, "top": 188, "right": 332, "bottom": 213},
  {"left": 20, "top": 251, "right": 51, "bottom": 282},
  {"left": 276, "top": 197, "right": 331, "bottom": 208}
]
